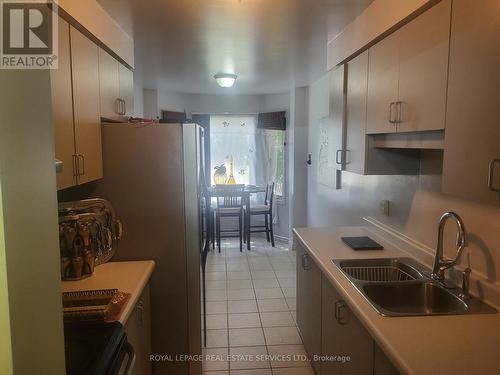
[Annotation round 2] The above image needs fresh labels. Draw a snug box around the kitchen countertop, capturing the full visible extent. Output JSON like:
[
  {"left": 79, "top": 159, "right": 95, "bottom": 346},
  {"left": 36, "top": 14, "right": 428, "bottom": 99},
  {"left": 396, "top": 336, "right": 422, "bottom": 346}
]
[
  {"left": 62, "top": 260, "right": 155, "bottom": 325},
  {"left": 294, "top": 226, "right": 500, "bottom": 375}
]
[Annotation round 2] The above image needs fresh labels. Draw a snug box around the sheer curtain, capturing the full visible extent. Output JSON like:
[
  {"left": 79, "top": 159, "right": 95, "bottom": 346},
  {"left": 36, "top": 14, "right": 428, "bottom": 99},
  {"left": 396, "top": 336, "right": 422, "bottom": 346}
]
[
  {"left": 210, "top": 115, "right": 284, "bottom": 193},
  {"left": 210, "top": 115, "right": 283, "bottom": 223},
  {"left": 210, "top": 115, "right": 258, "bottom": 186}
]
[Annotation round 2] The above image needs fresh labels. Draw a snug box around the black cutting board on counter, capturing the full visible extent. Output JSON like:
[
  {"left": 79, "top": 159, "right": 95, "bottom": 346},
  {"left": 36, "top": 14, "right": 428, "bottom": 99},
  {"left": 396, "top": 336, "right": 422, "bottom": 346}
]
[{"left": 341, "top": 236, "right": 384, "bottom": 251}]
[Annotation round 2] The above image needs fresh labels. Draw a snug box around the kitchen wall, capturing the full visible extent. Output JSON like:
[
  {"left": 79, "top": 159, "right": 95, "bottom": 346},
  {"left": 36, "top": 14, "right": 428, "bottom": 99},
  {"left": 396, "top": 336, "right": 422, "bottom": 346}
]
[
  {"left": 133, "top": 77, "right": 144, "bottom": 117},
  {"left": 143, "top": 89, "right": 292, "bottom": 239},
  {"left": 143, "top": 88, "right": 159, "bottom": 119},
  {"left": 306, "top": 73, "right": 500, "bottom": 288},
  {"left": 288, "top": 87, "right": 309, "bottom": 238}
]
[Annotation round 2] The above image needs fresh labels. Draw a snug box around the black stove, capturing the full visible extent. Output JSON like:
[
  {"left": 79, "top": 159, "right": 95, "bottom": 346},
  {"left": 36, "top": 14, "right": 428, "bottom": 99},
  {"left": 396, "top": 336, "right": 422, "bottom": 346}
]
[{"left": 64, "top": 321, "right": 133, "bottom": 375}]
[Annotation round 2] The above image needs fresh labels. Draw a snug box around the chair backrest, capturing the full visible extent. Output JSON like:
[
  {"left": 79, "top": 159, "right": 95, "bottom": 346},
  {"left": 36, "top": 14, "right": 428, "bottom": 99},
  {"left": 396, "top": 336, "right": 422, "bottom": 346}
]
[
  {"left": 265, "top": 183, "right": 275, "bottom": 206},
  {"left": 213, "top": 185, "right": 245, "bottom": 208}
]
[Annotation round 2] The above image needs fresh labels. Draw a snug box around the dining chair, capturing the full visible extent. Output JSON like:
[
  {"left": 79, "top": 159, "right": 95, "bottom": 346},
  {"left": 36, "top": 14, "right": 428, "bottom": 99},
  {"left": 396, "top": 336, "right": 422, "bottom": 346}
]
[
  {"left": 213, "top": 185, "right": 246, "bottom": 252},
  {"left": 246, "top": 182, "right": 275, "bottom": 247}
]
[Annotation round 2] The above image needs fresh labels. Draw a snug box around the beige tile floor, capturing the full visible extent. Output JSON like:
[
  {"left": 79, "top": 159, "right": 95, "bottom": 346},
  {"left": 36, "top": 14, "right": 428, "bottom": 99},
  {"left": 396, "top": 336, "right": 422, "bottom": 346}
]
[{"left": 202, "top": 237, "right": 314, "bottom": 375}]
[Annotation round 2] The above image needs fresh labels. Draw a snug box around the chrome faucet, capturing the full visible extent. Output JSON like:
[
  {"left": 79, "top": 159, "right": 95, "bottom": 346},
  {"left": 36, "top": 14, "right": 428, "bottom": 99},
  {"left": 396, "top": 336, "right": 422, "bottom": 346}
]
[{"left": 431, "top": 212, "right": 467, "bottom": 281}]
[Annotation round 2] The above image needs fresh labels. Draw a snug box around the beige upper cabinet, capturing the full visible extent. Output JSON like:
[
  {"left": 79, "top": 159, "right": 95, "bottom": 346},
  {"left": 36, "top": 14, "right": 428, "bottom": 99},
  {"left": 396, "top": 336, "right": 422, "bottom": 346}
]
[
  {"left": 329, "top": 65, "right": 347, "bottom": 188},
  {"left": 119, "top": 64, "right": 134, "bottom": 117},
  {"left": 98, "top": 49, "right": 121, "bottom": 121},
  {"left": 346, "top": 51, "right": 369, "bottom": 174},
  {"left": 366, "top": 31, "right": 400, "bottom": 134},
  {"left": 53, "top": 17, "right": 133, "bottom": 190},
  {"left": 70, "top": 26, "right": 103, "bottom": 184},
  {"left": 99, "top": 48, "right": 134, "bottom": 120},
  {"left": 397, "top": 0, "right": 451, "bottom": 133},
  {"left": 442, "top": 0, "right": 500, "bottom": 206},
  {"left": 366, "top": 0, "right": 451, "bottom": 134},
  {"left": 51, "top": 17, "right": 76, "bottom": 190},
  {"left": 344, "top": 50, "right": 420, "bottom": 176}
]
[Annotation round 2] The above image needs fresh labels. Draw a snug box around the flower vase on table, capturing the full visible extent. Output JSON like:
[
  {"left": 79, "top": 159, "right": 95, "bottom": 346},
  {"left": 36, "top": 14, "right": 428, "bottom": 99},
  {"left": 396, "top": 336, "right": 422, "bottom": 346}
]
[{"left": 227, "top": 156, "right": 236, "bottom": 185}]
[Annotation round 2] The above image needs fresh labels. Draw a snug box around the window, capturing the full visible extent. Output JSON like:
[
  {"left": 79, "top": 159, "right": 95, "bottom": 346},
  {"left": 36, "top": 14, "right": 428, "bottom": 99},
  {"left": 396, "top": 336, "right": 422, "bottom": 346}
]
[{"left": 210, "top": 115, "right": 285, "bottom": 197}]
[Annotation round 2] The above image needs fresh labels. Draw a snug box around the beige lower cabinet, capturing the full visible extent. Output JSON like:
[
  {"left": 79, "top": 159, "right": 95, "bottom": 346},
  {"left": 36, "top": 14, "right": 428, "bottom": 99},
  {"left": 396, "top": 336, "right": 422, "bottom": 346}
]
[
  {"left": 374, "top": 344, "right": 400, "bottom": 375},
  {"left": 125, "top": 284, "right": 152, "bottom": 375},
  {"left": 321, "top": 275, "right": 373, "bottom": 375},
  {"left": 295, "top": 236, "right": 400, "bottom": 375},
  {"left": 295, "top": 241, "right": 322, "bottom": 374}
]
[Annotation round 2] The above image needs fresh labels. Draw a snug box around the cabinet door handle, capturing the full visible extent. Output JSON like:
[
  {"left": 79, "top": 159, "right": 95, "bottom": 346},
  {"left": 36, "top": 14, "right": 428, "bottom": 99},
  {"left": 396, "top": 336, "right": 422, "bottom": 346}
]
[
  {"left": 136, "top": 300, "right": 144, "bottom": 326},
  {"left": 114, "top": 98, "right": 120, "bottom": 115},
  {"left": 336, "top": 150, "right": 350, "bottom": 165},
  {"left": 72, "top": 154, "right": 79, "bottom": 179},
  {"left": 336, "top": 149, "right": 343, "bottom": 165},
  {"left": 334, "top": 300, "right": 347, "bottom": 325},
  {"left": 396, "top": 101, "right": 402, "bottom": 124},
  {"left": 488, "top": 159, "right": 500, "bottom": 192},
  {"left": 115, "top": 98, "right": 125, "bottom": 115},
  {"left": 301, "top": 254, "right": 310, "bottom": 270},
  {"left": 120, "top": 98, "right": 126, "bottom": 115},
  {"left": 77, "top": 154, "right": 85, "bottom": 176}
]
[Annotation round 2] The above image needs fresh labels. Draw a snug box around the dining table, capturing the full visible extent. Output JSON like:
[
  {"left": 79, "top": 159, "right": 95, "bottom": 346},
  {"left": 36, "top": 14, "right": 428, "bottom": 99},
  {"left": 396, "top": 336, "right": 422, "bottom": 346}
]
[{"left": 207, "top": 184, "right": 266, "bottom": 250}]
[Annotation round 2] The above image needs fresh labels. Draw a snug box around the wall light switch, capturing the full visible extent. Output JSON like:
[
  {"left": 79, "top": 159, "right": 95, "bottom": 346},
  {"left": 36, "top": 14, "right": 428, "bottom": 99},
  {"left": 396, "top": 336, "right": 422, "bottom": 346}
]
[{"left": 380, "top": 200, "right": 390, "bottom": 216}]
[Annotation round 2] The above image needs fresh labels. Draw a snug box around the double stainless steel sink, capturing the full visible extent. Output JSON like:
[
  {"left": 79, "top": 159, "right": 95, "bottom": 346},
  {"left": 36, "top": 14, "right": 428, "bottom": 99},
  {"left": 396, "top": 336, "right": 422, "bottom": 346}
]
[{"left": 333, "top": 258, "right": 496, "bottom": 317}]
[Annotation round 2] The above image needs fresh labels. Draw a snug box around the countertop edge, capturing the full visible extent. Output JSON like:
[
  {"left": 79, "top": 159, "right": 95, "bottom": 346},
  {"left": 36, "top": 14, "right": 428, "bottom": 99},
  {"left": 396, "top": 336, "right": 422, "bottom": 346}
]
[
  {"left": 293, "top": 225, "right": 500, "bottom": 375},
  {"left": 293, "top": 227, "right": 418, "bottom": 375},
  {"left": 119, "top": 261, "right": 155, "bottom": 325},
  {"left": 61, "top": 260, "right": 156, "bottom": 326}
]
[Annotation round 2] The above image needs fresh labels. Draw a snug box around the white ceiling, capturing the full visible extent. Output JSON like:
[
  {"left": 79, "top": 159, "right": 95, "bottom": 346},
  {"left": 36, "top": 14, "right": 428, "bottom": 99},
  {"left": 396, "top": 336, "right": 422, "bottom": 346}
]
[{"left": 97, "top": 0, "right": 373, "bottom": 95}]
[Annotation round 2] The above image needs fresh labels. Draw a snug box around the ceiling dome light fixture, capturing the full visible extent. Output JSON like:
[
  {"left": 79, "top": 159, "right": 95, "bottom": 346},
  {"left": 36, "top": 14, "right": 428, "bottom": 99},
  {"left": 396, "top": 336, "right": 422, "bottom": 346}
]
[{"left": 214, "top": 73, "right": 237, "bottom": 88}]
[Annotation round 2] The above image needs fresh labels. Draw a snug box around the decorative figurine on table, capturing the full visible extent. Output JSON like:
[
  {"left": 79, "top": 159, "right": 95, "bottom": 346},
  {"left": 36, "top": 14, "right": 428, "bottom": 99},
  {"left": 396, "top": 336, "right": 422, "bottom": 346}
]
[{"left": 213, "top": 164, "right": 227, "bottom": 185}]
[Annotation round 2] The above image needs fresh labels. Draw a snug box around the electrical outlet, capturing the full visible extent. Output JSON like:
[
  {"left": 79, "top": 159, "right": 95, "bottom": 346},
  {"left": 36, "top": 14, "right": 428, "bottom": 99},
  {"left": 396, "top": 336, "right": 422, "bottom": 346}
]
[{"left": 380, "top": 200, "right": 390, "bottom": 216}]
